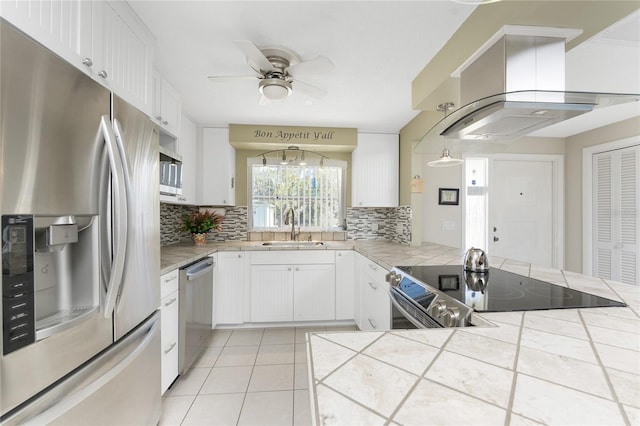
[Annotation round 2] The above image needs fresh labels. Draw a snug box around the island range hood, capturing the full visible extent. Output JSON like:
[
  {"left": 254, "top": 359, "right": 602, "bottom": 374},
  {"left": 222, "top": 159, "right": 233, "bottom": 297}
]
[{"left": 415, "top": 27, "right": 640, "bottom": 154}]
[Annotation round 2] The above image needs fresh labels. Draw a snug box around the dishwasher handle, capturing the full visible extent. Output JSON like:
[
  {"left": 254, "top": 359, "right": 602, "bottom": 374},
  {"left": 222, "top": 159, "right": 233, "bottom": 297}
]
[{"left": 184, "top": 258, "right": 214, "bottom": 281}]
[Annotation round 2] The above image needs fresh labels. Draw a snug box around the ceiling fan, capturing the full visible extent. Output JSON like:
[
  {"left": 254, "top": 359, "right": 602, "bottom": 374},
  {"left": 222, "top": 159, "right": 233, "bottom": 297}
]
[{"left": 208, "top": 40, "right": 334, "bottom": 104}]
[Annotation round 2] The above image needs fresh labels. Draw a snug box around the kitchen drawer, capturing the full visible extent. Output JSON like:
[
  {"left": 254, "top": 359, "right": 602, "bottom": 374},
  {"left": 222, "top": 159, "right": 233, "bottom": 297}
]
[
  {"left": 160, "top": 269, "right": 179, "bottom": 299},
  {"left": 160, "top": 290, "right": 179, "bottom": 394},
  {"left": 360, "top": 259, "right": 388, "bottom": 284},
  {"left": 251, "top": 250, "right": 335, "bottom": 265}
]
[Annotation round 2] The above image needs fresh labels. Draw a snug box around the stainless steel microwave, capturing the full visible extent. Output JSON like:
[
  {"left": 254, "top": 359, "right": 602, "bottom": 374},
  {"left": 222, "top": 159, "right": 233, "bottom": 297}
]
[{"left": 159, "top": 147, "right": 182, "bottom": 196}]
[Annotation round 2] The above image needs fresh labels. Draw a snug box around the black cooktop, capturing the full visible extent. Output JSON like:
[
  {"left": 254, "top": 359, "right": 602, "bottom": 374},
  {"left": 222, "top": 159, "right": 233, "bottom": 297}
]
[{"left": 395, "top": 265, "right": 626, "bottom": 312}]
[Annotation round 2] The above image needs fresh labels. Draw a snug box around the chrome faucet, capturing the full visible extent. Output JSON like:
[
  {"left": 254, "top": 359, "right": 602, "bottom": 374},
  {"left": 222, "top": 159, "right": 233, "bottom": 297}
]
[{"left": 284, "top": 207, "right": 298, "bottom": 241}]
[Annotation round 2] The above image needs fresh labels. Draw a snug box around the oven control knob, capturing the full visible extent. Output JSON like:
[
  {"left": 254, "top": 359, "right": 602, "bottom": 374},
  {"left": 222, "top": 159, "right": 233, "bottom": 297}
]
[
  {"left": 428, "top": 300, "right": 448, "bottom": 317},
  {"left": 442, "top": 307, "right": 461, "bottom": 327},
  {"left": 385, "top": 271, "right": 401, "bottom": 287}
]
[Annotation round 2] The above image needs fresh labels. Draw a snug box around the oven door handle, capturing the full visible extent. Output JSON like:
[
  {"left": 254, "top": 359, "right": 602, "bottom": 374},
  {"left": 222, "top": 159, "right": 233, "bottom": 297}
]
[{"left": 388, "top": 288, "right": 428, "bottom": 329}]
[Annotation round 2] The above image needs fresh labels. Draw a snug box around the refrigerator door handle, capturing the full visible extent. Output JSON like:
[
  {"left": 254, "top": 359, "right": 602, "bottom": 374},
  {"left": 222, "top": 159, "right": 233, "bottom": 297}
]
[
  {"left": 99, "top": 115, "right": 129, "bottom": 318},
  {"left": 112, "top": 119, "right": 133, "bottom": 202}
]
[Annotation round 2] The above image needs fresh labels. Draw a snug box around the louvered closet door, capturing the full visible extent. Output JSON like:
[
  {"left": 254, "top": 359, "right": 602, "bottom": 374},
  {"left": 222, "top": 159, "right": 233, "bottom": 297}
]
[{"left": 593, "top": 145, "right": 639, "bottom": 285}]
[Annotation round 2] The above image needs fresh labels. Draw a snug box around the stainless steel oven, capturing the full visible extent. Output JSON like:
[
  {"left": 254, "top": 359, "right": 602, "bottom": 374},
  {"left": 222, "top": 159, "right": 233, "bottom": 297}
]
[
  {"left": 386, "top": 269, "right": 487, "bottom": 329},
  {"left": 386, "top": 265, "right": 626, "bottom": 330}
]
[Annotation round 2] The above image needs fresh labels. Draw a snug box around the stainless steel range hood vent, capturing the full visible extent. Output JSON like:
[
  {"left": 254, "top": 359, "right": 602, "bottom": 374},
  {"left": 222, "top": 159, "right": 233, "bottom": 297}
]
[
  {"left": 415, "top": 30, "right": 640, "bottom": 154},
  {"left": 442, "top": 98, "right": 594, "bottom": 140}
]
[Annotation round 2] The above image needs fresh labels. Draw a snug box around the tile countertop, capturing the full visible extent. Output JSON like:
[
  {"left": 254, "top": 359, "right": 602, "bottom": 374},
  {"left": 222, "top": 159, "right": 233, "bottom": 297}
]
[
  {"left": 303, "top": 242, "right": 640, "bottom": 426},
  {"left": 161, "top": 240, "right": 639, "bottom": 425},
  {"left": 159, "top": 240, "right": 356, "bottom": 274}
]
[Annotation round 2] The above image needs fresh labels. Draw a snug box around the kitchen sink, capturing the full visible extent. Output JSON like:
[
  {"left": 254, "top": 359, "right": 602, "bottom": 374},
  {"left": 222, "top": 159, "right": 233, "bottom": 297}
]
[{"left": 256, "top": 241, "right": 325, "bottom": 248}]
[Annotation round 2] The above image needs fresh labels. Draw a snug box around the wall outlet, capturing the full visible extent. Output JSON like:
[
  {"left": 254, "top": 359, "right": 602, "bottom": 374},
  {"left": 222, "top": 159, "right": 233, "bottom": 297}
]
[{"left": 371, "top": 223, "right": 379, "bottom": 232}]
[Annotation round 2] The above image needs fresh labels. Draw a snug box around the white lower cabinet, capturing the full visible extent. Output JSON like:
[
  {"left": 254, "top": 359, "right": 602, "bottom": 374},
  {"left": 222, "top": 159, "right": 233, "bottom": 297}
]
[
  {"left": 358, "top": 256, "right": 391, "bottom": 331},
  {"left": 160, "top": 269, "right": 179, "bottom": 394},
  {"left": 249, "top": 251, "right": 335, "bottom": 323},
  {"left": 250, "top": 265, "right": 294, "bottom": 322},
  {"left": 335, "top": 251, "right": 355, "bottom": 320},
  {"left": 293, "top": 264, "right": 336, "bottom": 321},
  {"left": 215, "top": 252, "right": 245, "bottom": 325}
]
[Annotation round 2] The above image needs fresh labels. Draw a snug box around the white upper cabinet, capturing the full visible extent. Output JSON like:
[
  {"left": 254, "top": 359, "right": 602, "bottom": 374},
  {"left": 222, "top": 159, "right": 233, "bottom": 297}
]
[
  {"left": 0, "top": 0, "right": 95, "bottom": 74},
  {"left": 152, "top": 70, "right": 182, "bottom": 137},
  {"left": 99, "top": 2, "right": 154, "bottom": 115},
  {"left": 198, "top": 128, "right": 236, "bottom": 206},
  {"left": 0, "top": 1, "right": 154, "bottom": 116},
  {"left": 175, "top": 114, "right": 197, "bottom": 205},
  {"left": 351, "top": 133, "right": 399, "bottom": 207}
]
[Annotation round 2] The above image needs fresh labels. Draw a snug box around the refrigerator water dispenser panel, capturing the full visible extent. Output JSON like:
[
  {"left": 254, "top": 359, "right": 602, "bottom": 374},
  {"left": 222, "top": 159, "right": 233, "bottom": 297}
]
[{"left": 2, "top": 215, "right": 35, "bottom": 354}]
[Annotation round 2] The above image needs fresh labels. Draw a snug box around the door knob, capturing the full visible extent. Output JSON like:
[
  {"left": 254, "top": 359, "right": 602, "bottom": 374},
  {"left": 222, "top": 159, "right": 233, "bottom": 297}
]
[{"left": 493, "top": 236, "right": 499, "bottom": 242}]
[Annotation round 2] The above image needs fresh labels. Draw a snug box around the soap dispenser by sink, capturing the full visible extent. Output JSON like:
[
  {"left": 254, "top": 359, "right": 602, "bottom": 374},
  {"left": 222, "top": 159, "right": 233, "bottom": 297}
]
[{"left": 464, "top": 247, "right": 489, "bottom": 273}]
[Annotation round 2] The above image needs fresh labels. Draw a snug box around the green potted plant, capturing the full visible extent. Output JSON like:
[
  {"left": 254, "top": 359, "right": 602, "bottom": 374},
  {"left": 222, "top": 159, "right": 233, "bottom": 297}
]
[{"left": 179, "top": 210, "right": 223, "bottom": 246}]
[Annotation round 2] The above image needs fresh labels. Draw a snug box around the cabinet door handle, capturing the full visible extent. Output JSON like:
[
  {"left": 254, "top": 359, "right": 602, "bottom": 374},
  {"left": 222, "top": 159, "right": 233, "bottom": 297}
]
[
  {"left": 368, "top": 264, "right": 377, "bottom": 271},
  {"left": 231, "top": 177, "right": 235, "bottom": 189},
  {"left": 156, "top": 116, "right": 163, "bottom": 121},
  {"left": 163, "top": 120, "right": 169, "bottom": 125},
  {"left": 163, "top": 297, "right": 177, "bottom": 307},
  {"left": 98, "top": 70, "right": 108, "bottom": 79},
  {"left": 368, "top": 281, "right": 377, "bottom": 290},
  {"left": 337, "top": 253, "right": 342, "bottom": 257},
  {"left": 295, "top": 267, "right": 300, "bottom": 271},
  {"left": 81, "top": 58, "right": 93, "bottom": 67},
  {"left": 164, "top": 275, "right": 177, "bottom": 283},
  {"left": 164, "top": 342, "right": 177, "bottom": 355},
  {"left": 288, "top": 267, "right": 292, "bottom": 271},
  {"left": 368, "top": 318, "right": 376, "bottom": 329}
]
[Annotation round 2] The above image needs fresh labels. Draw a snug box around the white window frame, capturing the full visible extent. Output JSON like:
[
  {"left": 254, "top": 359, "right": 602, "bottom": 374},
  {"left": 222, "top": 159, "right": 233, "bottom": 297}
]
[{"left": 247, "top": 157, "right": 347, "bottom": 231}]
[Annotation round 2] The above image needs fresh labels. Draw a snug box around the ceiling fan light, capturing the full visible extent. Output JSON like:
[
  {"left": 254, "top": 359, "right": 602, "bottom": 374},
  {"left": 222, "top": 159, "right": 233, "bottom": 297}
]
[
  {"left": 298, "top": 151, "right": 307, "bottom": 166},
  {"left": 262, "top": 155, "right": 267, "bottom": 166},
  {"left": 428, "top": 148, "right": 464, "bottom": 167},
  {"left": 259, "top": 78, "right": 292, "bottom": 102},
  {"left": 280, "top": 150, "right": 288, "bottom": 165}
]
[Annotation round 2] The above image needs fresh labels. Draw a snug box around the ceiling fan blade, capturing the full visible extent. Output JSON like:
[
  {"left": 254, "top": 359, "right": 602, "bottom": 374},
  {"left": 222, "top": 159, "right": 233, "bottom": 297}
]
[
  {"left": 234, "top": 40, "right": 275, "bottom": 74},
  {"left": 207, "top": 75, "right": 258, "bottom": 83},
  {"left": 286, "top": 56, "right": 334, "bottom": 78},
  {"left": 293, "top": 80, "right": 327, "bottom": 99}
]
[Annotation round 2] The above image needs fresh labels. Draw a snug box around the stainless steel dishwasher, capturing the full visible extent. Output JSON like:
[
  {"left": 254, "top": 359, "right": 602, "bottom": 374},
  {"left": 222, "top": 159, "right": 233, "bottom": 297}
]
[{"left": 178, "top": 257, "right": 214, "bottom": 374}]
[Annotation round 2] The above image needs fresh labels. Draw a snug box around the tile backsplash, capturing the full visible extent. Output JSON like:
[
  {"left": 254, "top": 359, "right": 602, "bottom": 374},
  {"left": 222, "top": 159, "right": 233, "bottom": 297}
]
[
  {"left": 161, "top": 204, "right": 412, "bottom": 246},
  {"left": 346, "top": 206, "right": 411, "bottom": 244}
]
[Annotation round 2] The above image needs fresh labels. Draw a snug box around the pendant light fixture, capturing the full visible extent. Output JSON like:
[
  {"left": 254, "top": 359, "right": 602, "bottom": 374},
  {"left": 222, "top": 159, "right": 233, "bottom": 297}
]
[
  {"left": 258, "top": 146, "right": 328, "bottom": 166},
  {"left": 428, "top": 102, "right": 464, "bottom": 167}
]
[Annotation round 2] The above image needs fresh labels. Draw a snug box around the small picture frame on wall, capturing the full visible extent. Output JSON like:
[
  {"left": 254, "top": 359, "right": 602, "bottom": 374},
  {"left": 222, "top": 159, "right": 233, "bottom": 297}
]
[{"left": 438, "top": 188, "right": 459, "bottom": 205}]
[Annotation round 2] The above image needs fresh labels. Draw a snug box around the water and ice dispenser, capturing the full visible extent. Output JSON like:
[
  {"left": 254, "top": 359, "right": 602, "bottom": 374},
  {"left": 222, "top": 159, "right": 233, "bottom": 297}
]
[{"left": 2, "top": 215, "right": 100, "bottom": 354}]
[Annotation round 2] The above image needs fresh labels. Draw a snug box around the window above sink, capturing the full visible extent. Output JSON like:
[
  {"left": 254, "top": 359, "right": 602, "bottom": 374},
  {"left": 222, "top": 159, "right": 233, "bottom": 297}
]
[{"left": 248, "top": 158, "right": 347, "bottom": 232}]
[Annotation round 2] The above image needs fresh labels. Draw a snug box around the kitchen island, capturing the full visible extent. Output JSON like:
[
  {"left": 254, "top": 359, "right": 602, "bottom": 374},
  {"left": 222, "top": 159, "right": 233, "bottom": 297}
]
[
  {"left": 160, "top": 240, "right": 639, "bottom": 425},
  {"left": 305, "top": 242, "right": 640, "bottom": 426}
]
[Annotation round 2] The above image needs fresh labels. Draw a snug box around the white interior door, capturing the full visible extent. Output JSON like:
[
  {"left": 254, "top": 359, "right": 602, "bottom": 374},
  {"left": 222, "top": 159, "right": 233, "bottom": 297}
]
[
  {"left": 592, "top": 145, "right": 639, "bottom": 285},
  {"left": 489, "top": 159, "right": 554, "bottom": 266}
]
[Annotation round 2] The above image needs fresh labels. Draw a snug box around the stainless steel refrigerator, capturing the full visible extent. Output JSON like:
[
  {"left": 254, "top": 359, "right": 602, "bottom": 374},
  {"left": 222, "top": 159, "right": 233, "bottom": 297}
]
[{"left": 0, "top": 19, "right": 161, "bottom": 424}]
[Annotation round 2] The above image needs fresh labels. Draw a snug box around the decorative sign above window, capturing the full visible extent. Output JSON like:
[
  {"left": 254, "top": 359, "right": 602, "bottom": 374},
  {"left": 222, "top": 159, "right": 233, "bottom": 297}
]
[{"left": 229, "top": 124, "right": 357, "bottom": 152}]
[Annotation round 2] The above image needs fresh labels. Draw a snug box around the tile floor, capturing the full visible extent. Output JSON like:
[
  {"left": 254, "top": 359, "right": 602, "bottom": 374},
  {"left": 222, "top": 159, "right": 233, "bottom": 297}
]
[{"left": 160, "top": 325, "right": 358, "bottom": 426}]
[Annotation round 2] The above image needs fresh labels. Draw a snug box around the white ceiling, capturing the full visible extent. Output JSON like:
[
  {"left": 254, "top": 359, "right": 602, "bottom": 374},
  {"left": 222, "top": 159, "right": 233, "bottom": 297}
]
[{"left": 128, "top": 1, "right": 640, "bottom": 136}]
